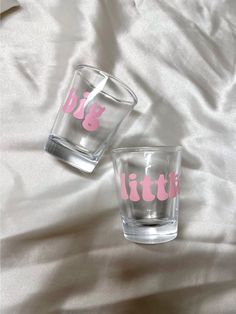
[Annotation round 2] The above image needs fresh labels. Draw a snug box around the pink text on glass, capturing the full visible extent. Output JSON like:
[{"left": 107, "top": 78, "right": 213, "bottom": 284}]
[
  {"left": 120, "top": 172, "right": 180, "bottom": 202},
  {"left": 63, "top": 88, "right": 105, "bottom": 132}
]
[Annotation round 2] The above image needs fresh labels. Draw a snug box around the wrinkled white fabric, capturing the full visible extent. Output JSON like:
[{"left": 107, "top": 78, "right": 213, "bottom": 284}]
[
  {"left": 0, "top": 0, "right": 19, "bottom": 14},
  {"left": 1, "top": 0, "right": 236, "bottom": 313}
]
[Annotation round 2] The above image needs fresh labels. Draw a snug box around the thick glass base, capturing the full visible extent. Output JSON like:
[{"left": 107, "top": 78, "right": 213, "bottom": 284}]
[
  {"left": 122, "top": 220, "right": 177, "bottom": 244},
  {"left": 44, "top": 136, "right": 98, "bottom": 173}
]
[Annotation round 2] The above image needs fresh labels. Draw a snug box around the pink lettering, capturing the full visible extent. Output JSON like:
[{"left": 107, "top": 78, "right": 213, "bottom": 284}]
[
  {"left": 120, "top": 173, "right": 180, "bottom": 202},
  {"left": 73, "top": 91, "right": 89, "bottom": 120},
  {"left": 63, "top": 88, "right": 78, "bottom": 113},
  {"left": 140, "top": 176, "right": 155, "bottom": 201},
  {"left": 120, "top": 173, "right": 129, "bottom": 200},
  {"left": 156, "top": 174, "right": 168, "bottom": 201},
  {"left": 129, "top": 173, "right": 140, "bottom": 202},
  {"left": 82, "top": 103, "right": 105, "bottom": 132},
  {"left": 62, "top": 89, "right": 106, "bottom": 132}
]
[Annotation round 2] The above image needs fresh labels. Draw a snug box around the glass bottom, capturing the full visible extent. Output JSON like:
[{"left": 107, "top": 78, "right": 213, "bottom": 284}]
[
  {"left": 44, "top": 135, "right": 99, "bottom": 173},
  {"left": 122, "top": 218, "right": 178, "bottom": 244}
]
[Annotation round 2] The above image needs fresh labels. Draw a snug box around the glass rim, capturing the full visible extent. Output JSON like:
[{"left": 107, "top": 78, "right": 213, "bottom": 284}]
[
  {"left": 75, "top": 64, "right": 138, "bottom": 106},
  {"left": 112, "top": 146, "right": 182, "bottom": 154}
]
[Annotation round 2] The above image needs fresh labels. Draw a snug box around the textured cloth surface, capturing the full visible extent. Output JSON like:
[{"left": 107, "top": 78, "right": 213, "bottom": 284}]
[
  {"left": 0, "top": 0, "right": 19, "bottom": 14},
  {"left": 1, "top": 1, "right": 236, "bottom": 313}
]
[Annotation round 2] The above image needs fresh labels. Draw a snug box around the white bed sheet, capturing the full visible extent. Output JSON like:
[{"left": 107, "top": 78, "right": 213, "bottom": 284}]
[{"left": 1, "top": 1, "right": 236, "bottom": 313}]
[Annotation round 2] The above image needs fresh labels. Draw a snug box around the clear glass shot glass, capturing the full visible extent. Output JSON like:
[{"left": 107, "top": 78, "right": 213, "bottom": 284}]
[
  {"left": 112, "top": 146, "right": 182, "bottom": 244},
  {"left": 45, "top": 65, "right": 137, "bottom": 173}
]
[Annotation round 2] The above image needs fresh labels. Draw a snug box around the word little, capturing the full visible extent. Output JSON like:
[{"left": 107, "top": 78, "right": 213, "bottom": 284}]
[
  {"left": 120, "top": 172, "right": 180, "bottom": 202},
  {"left": 63, "top": 88, "right": 105, "bottom": 132}
]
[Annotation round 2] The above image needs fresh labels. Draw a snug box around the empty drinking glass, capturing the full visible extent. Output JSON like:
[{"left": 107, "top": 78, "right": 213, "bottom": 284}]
[
  {"left": 45, "top": 65, "right": 137, "bottom": 173},
  {"left": 112, "top": 146, "right": 182, "bottom": 244}
]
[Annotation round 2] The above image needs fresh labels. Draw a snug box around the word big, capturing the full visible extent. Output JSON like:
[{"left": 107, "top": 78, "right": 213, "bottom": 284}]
[
  {"left": 63, "top": 88, "right": 105, "bottom": 132},
  {"left": 120, "top": 172, "right": 180, "bottom": 202}
]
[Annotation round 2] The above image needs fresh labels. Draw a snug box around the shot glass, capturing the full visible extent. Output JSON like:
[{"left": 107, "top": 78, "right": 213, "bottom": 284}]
[
  {"left": 45, "top": 65, "right": 137, "bottom": 173},
  {"left": 112, "top": 146, "right": 182, "bottom": 244}
]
